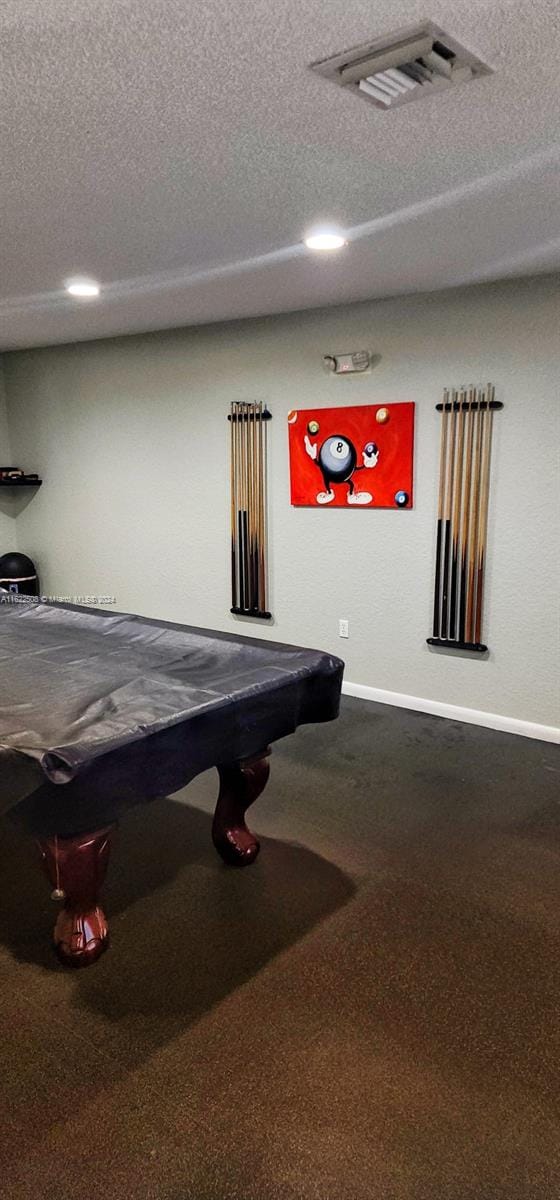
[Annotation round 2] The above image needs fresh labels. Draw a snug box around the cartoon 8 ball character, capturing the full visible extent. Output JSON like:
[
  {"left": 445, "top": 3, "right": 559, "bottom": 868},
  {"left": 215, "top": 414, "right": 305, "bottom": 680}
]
[{"left": 304, "top": 432, "right": 379, "bottom": 505}]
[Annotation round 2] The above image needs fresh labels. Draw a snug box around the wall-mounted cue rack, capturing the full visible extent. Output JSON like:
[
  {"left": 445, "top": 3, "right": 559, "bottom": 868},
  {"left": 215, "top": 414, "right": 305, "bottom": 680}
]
[
  {"left": 228, "top": 402, "right": 272, "bottom": 619},
  {"left": 428, "top": 383, "right": 502, "bottom": 653}
]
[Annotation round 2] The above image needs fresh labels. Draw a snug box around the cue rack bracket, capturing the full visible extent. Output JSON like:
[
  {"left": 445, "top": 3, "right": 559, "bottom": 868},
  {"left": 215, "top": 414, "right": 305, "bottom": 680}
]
[
  {"left": 428, "top": 382, "right": 502, "bottom": 655},
  {"left": 229, "top": 402, "right": 272, "bottom": 620},
  {"left": 228, "top": 410, "right": 272, "bottom": 422},
  {"left": 436, "top": 400, "right": 503, "bottom": 412}
]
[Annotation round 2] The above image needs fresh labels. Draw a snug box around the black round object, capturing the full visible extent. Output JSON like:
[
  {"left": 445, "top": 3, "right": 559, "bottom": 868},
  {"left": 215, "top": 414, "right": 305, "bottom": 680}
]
[
  {"left": 0, "top": 552, "right": 40, "bottom": 596},
  {"left": 318, "top": 435, "right": 357, "bottom": 483}
]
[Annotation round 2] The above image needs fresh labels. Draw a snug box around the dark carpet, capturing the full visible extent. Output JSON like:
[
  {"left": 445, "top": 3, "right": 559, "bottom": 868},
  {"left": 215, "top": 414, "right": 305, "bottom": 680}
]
[{"left": 1, "top": 697, "right": 559, "bottom": 1199}]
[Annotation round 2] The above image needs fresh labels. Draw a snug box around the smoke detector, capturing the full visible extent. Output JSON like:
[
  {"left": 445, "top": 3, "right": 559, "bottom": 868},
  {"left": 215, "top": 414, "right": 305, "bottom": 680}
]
[{"left": 310, "top": 22, "right": 492, "bottom": 111}]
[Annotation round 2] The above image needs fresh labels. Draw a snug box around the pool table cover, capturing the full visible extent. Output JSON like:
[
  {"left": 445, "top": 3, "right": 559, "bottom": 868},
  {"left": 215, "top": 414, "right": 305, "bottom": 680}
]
[{"left": 0, "top": 600, "right": 344, "bottom": 818}]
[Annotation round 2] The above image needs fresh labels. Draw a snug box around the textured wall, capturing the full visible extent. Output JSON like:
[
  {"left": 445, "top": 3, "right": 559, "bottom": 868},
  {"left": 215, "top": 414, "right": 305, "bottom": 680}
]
[
  {"left": 0, "top": 364, "right": 17, "bottom": 553},
  {"left": 3, "top": 274, "right": 559, "bottom": 726}
]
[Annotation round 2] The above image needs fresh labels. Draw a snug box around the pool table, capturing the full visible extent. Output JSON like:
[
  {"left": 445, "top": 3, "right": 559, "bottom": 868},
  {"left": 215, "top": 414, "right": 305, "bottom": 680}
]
[{"left": 0, "top": 599, "right": 343, "bottom": 967}]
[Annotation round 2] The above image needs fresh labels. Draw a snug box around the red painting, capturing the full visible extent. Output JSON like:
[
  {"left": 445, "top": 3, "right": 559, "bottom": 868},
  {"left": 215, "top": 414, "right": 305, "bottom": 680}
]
[{"left": 288, "top": 403, "right": 414, "bottom": 508}]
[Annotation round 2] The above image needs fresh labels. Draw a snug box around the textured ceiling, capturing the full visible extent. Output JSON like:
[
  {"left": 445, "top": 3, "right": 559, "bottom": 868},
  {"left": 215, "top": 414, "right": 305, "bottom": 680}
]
[{"left": 1, "top": 0, "right": 560, "bottom": 350}]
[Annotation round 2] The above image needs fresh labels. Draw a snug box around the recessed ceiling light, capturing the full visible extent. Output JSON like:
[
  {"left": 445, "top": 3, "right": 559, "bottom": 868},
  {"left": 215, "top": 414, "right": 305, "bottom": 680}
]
[
  {"left": 65, "top": 278, "right": 100, "bottom": 298},
  {"left": 304, "top": 229, "right": 347, "bottom": 251}
]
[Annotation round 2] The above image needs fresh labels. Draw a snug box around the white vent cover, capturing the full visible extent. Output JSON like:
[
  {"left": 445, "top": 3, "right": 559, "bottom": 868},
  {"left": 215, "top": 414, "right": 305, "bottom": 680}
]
[{"left": 310, "top": 22, "right": 492, "bottom": 111}]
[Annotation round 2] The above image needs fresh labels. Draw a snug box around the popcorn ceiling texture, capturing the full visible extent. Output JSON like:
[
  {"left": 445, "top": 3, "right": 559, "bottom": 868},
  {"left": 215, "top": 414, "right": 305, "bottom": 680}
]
[
  {"left": 2, "top": 0, "right": 560, "bottom": 349},
  {"left": 3, "top": 274, "right": 559, "bottom": 728}
]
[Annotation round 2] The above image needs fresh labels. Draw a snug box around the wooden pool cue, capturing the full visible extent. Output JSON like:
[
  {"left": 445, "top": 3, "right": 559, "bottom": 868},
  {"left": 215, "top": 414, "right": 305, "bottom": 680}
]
[
  {"left": 237, "top": 402, "right": 245, "bottom": 610},
  {"left": 249, "top": 403, "right": 257, "bottom": 609},
  {"left": 458, "top": 387, "right": 475, "bottom": 643},
  {"left": 433, "top": 388, "right": 449, "bottom": 638},
  {"left": 254, "top": 402, "right": 260, "bottom": 610},
  {"left": 231, "top": 402, "right": 237, "bottom": 607},
  {"left": 260, "top": 403, "right": 266, "bottom": 614},
  {"left": 449, "top": 385, "right": 466, "bottom": 639},
  {"left": 441, "top": 388, "right": 457, "bottom": 638},
  {"left": 474, "top": 384, "right": 494, "bottom": 644},
  {"left": 243, "top": 403, "right": 250, "bottom": 610},
  {"left": 237, "top": 401, "right": 245, "bottom": 610},
  {"left": 247, "top": 403, "right": 253, "bottom": 609},
  {"left": 471, "top": 387, "right": 486, "bottom": 641},
  {"left": 252, "top": 402, "right": 260, "bottom": 610},
  {"left": 248, "top": 403, "right": 253, "bottom": 608},
  {"left": 261, "top": 405, "right": 268, "bottom": 613},
  {"left": 235, "top": 401, "right": 239, "bottom": 608},
  {"left": 234, "top": 403, "right": 239, "bottom": 609},
  {"left": 465, "top": 389, "right": 484, "bottom": 642},
  {"left": 239, "top": 403, "right": 246, "bottom": 609}
]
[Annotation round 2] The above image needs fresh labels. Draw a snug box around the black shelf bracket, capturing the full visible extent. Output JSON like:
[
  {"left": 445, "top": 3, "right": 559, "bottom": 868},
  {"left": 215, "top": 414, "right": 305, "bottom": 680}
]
[
  {"left": 435, "top": 401, "right": 503, "bottom": 412},
  {"left": 228, "top": 409, "right": 272, "bottom": 422},
  {"left": 427, "top": 637, "right": 488, "bottom": 653},
  {"left": 230, "top": 606, "right": 272, "bottom": 620},
  {"left": 0, "top": 480, "right": 42, "bottom": 489}
]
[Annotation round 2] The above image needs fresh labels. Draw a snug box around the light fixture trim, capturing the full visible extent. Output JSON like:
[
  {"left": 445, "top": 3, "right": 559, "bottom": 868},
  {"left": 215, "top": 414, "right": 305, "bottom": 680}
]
[
  {"left": 304, "top": 230, "right": 347, "bottom": 251},
  {"left": 65, "top": 277, "right": 101, "bottom": 298}
]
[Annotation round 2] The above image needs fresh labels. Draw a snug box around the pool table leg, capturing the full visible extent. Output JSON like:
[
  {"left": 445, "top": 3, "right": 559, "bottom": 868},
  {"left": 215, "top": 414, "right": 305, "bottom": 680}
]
[
  {"left": 37, "top": 825, "right": 115, "bottom": 967},
  {"left": 213, "top": 749, "right": 271, "bottom": 866}
]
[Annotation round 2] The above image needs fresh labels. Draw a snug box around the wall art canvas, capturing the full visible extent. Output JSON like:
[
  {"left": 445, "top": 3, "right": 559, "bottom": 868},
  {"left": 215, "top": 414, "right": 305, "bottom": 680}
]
[{"left": 288, "top": 402, "right": 414, "bottom": 508}]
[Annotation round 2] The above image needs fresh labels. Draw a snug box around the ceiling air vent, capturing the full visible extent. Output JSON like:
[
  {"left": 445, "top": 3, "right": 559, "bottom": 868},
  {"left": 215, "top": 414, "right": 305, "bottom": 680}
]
[{"left": 310, "top": 22, "right": 492, "bottom": 111}]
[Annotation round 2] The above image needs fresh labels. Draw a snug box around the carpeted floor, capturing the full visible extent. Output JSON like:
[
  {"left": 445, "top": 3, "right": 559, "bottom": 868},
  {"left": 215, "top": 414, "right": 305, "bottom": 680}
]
[{"left": 1, "top": 696, "right": 559, "bottom": 1199}]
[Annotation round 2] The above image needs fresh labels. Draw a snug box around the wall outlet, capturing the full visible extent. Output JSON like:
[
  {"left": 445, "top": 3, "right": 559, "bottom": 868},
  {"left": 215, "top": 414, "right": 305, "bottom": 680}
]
[{"left": 339, "top": 618, "right": 349, "bottom": 638}]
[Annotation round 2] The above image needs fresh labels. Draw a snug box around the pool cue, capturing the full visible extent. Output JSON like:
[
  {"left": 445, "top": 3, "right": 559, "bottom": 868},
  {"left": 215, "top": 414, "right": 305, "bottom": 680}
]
[
  {"left": 249, "top": 403, "right": 257, "bottom": 609},
  {"left": 242, "top": 403, "right": 248, "bottom": 609},
  {"left": 248, "top": 403, "right": 255, "bottom": 609},
  {"left": 245, "top": 403, "right": 251, "bottom": 610},
  {"left": 474, "top": 384, "right": 494, "bottom": 644},
  {"left": 441, "top": 388, "right": 457, "bottom": 638},
  {"left": 232, "top": 400, "right": 237, "bottom": 607},
  {"left": 458, "top": 387, "right": 475, "bottom": 642},
  {"left": 238, "top": 401, "right": 244, "bottom": 610},
  {"left": 449, "top": 385, "right": 466, "bottom": 638},
  {"left": 253, "top": 402, "right": 260, "bottom": 610},
  {"left": 261, "top": 405, "right": 268, "bottom": 613},
  {"left": 433, "top": 388, "right": 449, "bottom": 637},
  {"left": 237, "top": 402, "right": 245, "bottom": 610},
  {"left": 465, "top": 388, "right": 484, "bottom": 642},
  {"left": 471, "top": 387, "right": 486, "bottom": 640},
  {"left": 252, "top": 402, "right": 259, "bottom": 610},
  {"left": 237, "top": 400, "right": 245, "bottom": 610},
  {"left": 230, "top": 402, "right": 237, "bottom": 607},
  {"left": 236, "top": 403, "right": 242, "bottom": 609},
  {"left": 247, "top": 403, "right": 253, "bottom": 609},
  {"left": 260, "top": 403, "right": 266, "bottom": 614},
  {"left": 238, "top": 403, "right": 245, "bottom": 609}
]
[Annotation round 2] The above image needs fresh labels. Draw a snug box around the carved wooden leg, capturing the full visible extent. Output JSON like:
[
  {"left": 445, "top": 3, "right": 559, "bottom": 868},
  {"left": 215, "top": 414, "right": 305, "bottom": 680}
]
[
  {"left": 37, "top": 825, "right": 115, "bottom": 967},
  {"left": 213, "top": 749, "right": 271, "bottom": 866}
]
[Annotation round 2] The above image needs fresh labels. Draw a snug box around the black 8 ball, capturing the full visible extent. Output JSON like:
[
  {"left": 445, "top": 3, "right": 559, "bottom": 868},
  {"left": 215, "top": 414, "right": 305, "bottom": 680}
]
[{"left": 318, "top": 436, "right": 356, "bottom": 481}]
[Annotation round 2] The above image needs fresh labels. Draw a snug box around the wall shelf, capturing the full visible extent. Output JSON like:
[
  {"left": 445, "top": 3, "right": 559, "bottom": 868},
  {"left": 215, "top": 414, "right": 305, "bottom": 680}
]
[{"left": 0, "top": 479, "right": 42, "bottom": 488}]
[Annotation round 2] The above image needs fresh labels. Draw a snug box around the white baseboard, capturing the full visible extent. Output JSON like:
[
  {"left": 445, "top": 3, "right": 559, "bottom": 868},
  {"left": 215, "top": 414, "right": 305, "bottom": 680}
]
[{"left": 342, "top": 681, "right": 560, "bottom": 744}]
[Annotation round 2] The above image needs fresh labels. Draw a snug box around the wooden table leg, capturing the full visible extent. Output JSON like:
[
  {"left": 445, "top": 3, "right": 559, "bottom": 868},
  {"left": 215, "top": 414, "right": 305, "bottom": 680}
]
[
  {"left": 213, "top": 749, "right": 271, "bottom": 866},
  {"left": 37, "top": 825, "right": 115, "bottom": 967}
]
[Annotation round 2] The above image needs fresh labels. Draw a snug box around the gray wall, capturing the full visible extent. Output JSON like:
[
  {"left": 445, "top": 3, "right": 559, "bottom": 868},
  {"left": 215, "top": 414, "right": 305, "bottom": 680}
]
[
  {"left": 0, "top": 365, "right": 17, "bottom": 551},
  {"left": 3, "top": 274, "right": 559, "bottom": 726}
]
